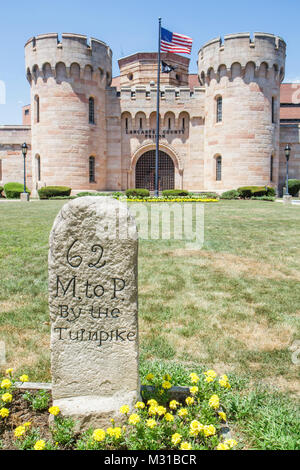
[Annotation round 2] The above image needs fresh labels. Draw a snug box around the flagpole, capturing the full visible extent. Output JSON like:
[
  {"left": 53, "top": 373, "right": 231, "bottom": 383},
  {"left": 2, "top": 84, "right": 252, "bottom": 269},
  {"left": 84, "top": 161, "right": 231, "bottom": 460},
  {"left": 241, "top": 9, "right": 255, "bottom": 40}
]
[{"left": 155, "top": 17, "right": 162, "bottom": 197}]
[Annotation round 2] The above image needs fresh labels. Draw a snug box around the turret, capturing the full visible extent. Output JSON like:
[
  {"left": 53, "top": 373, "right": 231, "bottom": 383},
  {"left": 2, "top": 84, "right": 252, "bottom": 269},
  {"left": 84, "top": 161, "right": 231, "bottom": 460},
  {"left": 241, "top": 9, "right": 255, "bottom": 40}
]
[
  {"left": 198, "top": 33, "right": 286, "bottom": 192},
  {"left": 25, "top": 33, "right": 112, "bottom": 193}
]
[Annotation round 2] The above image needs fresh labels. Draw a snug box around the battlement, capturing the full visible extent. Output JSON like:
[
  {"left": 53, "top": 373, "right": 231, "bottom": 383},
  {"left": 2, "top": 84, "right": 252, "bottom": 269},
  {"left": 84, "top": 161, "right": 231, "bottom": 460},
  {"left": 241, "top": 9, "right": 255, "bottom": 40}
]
[
  {"left": 25, "top": 33, "right": 112, "bottom": 84},
  {"left": 116, "top": 85, "right": 205, "bottom": 103},
  {"left": 198, "top": 32, "right": 286, "bottom": 84}
]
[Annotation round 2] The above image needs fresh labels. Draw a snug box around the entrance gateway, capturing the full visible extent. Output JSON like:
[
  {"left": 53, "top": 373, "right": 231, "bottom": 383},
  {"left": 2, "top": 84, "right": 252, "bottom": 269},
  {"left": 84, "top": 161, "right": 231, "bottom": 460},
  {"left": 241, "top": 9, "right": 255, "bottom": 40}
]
[{"left": 135, "top": 150, "right": 175, "bottom": 191}]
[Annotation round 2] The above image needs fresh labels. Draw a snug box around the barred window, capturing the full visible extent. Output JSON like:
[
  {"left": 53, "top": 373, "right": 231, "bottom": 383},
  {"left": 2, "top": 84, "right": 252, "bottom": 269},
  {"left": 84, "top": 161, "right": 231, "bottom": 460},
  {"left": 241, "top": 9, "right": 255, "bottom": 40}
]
[
  {"left": 216, "top": 156, "right": 222, "bottom": 181},
  {"left": 89, "top": 156, "right": 96, "bottom": 183},
  {"left": 216, "top": 97, "right": 222, "bottom": 123},
  {"left": 89, "top": 97, "right": 95, "bottom": 124},
  {"left": 270, "top": 155, "right": 274, "bottom": 182}
]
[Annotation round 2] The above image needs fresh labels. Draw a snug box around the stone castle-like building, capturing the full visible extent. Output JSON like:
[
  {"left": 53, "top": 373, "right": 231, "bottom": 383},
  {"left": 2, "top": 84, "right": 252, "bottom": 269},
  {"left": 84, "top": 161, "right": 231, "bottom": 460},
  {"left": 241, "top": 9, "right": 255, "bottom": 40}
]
[{"left": 0, "top": 31, "right": 300, "bottom": 195}]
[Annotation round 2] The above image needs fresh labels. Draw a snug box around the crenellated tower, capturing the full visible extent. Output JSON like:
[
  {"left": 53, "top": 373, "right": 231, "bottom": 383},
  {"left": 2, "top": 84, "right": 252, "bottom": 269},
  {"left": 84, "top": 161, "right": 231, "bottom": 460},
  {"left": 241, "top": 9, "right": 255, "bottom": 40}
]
[
  {"left": 25, "top": 33, "right": 112, "bottom": 193},
  {"left": 198, "top": 33, "right": 286, "bottom": 191}
]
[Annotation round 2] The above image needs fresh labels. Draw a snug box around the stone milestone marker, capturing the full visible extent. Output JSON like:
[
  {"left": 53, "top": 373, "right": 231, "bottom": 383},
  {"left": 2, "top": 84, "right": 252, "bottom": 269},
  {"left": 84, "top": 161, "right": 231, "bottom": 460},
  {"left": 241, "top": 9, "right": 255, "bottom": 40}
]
[{"left": 49, "top": 197, "right": 139, "bottom": 430}]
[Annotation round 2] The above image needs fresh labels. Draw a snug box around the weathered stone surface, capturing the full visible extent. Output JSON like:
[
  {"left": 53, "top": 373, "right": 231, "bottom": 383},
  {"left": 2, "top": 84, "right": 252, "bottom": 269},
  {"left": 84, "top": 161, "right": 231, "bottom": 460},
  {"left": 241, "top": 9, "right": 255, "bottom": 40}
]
[{"left": 49, "top": 196, "right": 139, "bottom": 430}]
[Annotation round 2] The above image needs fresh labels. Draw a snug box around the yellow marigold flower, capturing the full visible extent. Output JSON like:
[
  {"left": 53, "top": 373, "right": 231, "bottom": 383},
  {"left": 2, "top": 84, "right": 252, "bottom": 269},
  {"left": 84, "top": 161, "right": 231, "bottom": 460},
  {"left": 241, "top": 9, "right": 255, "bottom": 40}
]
[
  {"left": 171, "top": 433, "right": 182, "bottom": 445},
  {"left": 0, "top": 407, "right": 9, "bottom": 418},
  {"left": 162, "top": 380, "right": 172, "bottom": 390},
  {"left": 189, "top": 373, "right": 200, "bottom": 384},
  {"left": 146, "top": 373, "right": 154, "bottom": 381},
  {"left": 19, "top": 375, "right": 29, "bottom": 383},
  {"left": 93, "top": 429, "right": 106, "bottom": 442},
  {"left": 190, "top": 386, "right": 198, "bottom": 395},
  {"left": 224, "top": 439, "right": 238, "bottom": 448},
  {"left": 119, "top": 405, "right": 130, "bottom": 414},
  {"left": 190, "top": 429, "right": 199, "bottom": 437},
  {"left": 205, "top": 376, "right": 214, "bottom": 383},
  {"left": 169, "top": 400, "right": 179, "bottom": 410},
  {"left": 157, "top": 406, "right": 166, "bottom": 416},
  {"left": 1, "top": 379, "right": 12, "bottom": 389},
  {"left": 147, "top": 399, "right": 158, "bottom": 407},
  {"left": 5, "top": 368, "right": 13, "bottom": 376},
  {"left": 24, "top": 422, "right": 31, "bottom": 427},
  {"left": 112, "top": 427, "right": 122, "bottom": 439},
  {"left": 48, "top": 406, "right": 60, "bottom": 416},
  {"left": 146, "top": 418, "right": 157, "bottom": 429},
  {"left": 203, "top": 425, "right": 216, "bottom": 437},
  {"left": 106, "top": 427, "right": 114, "bottom": 437},
  {"left": 204, "top": 370, "right": 217, "bottom": 379},
  {"left": 216, "top": 442, "right": 230, "bottom": 450},
  {"left": 163, "top": 373, "right": 171, "bottom": 381},
  {"left": 148, "top": 405, "right": 158, "bottom": 416},
  {"left": 164, "top": 413, "right": 174, "bottom": 422},
  {"left": 185, "top": 396, "right": 194, "bottom": 406},
  {"left": 134, "top": 401, "right": 145, "bottom": 410},
  {"left": 190, "top": 420, "right": 203, "bottom": 432},
  {"left": 180, "top": 442, "right": 192, "bottom": 450},
  {"left": 128, "top": 413, "right": 140, "bottom": 425},
  {"left": 14, "top": 425, "right": 26, "bottom": 438},
  {"left": 34, "top": 440, "right": 46, "bottom": 450},
  {"left": 218, "top": 411, "right": 227, "bottom": 422},
  {"left": 178, "top": 408, "right": 188, "bottom": 418},
  {"left": 1, "top": 393, "right": 12, "bottom": 403},
  {"left": 209, "top": 395, "right": 220, "bottom": 410}
]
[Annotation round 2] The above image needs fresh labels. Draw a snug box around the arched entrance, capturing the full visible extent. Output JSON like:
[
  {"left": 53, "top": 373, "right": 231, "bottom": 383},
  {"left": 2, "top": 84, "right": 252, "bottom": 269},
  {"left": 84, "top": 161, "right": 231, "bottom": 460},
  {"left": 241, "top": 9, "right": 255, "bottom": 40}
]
[{"left": 135, "top": 150, "right": 175, "bottom": 191}]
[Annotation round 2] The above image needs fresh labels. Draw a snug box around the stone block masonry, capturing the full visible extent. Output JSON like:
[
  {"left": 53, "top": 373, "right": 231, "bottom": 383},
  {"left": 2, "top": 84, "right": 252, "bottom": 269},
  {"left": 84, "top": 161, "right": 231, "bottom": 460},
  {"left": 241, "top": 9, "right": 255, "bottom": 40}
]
[{"left": 49, "top": 196, "right": 139, "bottom": 430}]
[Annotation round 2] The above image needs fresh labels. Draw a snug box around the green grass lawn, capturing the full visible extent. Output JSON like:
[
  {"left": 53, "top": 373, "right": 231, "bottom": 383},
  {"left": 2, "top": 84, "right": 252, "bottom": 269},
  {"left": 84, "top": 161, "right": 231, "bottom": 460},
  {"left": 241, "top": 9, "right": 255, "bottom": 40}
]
[{"left": 0, "top": 199, "right": 299, "bottom": 449}]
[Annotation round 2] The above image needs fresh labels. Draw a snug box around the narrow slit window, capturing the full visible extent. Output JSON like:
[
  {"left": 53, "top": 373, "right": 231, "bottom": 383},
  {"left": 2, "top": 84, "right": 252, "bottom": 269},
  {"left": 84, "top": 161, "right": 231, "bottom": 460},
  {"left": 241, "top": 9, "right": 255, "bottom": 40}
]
[
  {"left": 89, "top": 156, "right": 96, "bottom": 183},
  {"left": 216, "top": 97, "right": 222, "bottom": 123},
  {"left": 89, "top": 97, "right": 95, "bottom": 124},
  {"left": 270, "top": 155, "right": 274, "bottom": 182},
  {"left": 182, "top": 118, "right": 185, "bottom": 130},
  {"left": 168, "top": 118, "right": 171, "bottom": 130},
  {"left": 139, "top": 118, "right": 143, "bottom": 129},
  {"left": 216, "top": 156, "right": 222, "bottom": 181},
  {"left": 36, "top": 156, "right": 41, "bottom": 181},
  {"left": 125, "top": 117, "right": 128, "bottom": 130},
  {"left": 35, "top": 96, "right": 40, "bottom": 123},
  {"left": 272, "top": 97, "right": 276, "bottom": 124}
]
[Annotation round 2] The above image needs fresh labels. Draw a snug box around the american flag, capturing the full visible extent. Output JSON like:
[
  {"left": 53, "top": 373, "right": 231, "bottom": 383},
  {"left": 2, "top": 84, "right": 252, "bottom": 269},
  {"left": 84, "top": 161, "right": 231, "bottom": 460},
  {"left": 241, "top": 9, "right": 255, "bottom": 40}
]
[{"left": 161, "top": 27, "right": 193, "bottom": 55}]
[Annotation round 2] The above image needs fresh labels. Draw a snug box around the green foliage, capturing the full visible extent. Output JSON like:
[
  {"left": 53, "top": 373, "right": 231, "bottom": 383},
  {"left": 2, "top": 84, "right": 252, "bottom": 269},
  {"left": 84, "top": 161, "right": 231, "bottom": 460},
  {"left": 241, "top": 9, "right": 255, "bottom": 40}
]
[
  {"left": 288, "top": 179, "right": 300, "bottom": 197},
  {"left": 15, "top": 428, "right": 41, "bottom": 450},
  {"left": 38, "top": 186, "right": 71, "bottom": 199},
  {"left": 251, "top": 196, "right": 275, "bottom": 202},
  {"left": 4, "top": 182, "right": 30, "bottom": 199},
  {"left": 238, "top": 186, "right": 275, "bottom": 199},
  {"left": 50, "top": 416, "right": 76, "bottom": 448},
  {"left": 126, "top": 188, "right": 150, "bottom": 198},
  {"left": 0, "top": 186, "right": 4, "bottom": 197},
  {"left": 162, "top": 189, "right": 189, "bottom": 197},
  {"left": 22, "top": 389, "right": 50, "bottom": 411},
  {"left": 266, "top": 187, "right": 276, "bottom": 197},
  {"left": 195, "top": 192, "right": 219, "bottom": 199},
  {"left": 220, "top": 190, "right": 240, "bottom": 200}
]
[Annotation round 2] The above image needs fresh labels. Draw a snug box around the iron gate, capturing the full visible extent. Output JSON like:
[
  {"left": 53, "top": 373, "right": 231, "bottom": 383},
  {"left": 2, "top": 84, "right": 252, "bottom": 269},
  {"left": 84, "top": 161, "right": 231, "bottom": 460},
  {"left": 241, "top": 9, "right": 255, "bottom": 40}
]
[{"left": 135, "top": 150, "right": 175, "bottom": 191}]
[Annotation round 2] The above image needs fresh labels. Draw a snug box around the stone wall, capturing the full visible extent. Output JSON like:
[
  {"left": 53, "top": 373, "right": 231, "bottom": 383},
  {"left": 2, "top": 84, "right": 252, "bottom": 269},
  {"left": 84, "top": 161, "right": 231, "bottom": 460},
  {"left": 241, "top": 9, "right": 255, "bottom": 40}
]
[
  {"left": 0, "top": 126, "right": 31, "bottom": 188},
  {"left": 279, "top": 125, "right": 300, "bottom": 193}
]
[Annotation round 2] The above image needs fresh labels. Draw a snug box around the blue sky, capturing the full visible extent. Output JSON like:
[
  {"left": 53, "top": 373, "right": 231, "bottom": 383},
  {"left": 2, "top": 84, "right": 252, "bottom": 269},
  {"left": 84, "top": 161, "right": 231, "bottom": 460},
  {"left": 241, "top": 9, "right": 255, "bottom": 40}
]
[{"left": 0, "top": 0, "right": 299, "bottom": 124}]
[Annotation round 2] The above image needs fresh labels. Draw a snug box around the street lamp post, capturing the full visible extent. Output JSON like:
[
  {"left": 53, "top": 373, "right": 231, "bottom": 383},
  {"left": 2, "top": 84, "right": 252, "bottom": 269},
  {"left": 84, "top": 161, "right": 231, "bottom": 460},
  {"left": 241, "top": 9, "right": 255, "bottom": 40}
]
[
  {"left": 284, "top": 144, "right": 291, "bottom": 196},
  {"left": 21, "top": 142, "right": 29, "bottom": 201}
]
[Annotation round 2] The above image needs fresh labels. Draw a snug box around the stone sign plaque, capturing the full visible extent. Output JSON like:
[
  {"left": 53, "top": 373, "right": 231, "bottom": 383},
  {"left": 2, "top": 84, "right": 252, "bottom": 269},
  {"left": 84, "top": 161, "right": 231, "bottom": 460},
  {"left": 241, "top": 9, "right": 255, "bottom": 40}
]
[{"left": 49, "top": 197, "right": 139, "bottom": 429}]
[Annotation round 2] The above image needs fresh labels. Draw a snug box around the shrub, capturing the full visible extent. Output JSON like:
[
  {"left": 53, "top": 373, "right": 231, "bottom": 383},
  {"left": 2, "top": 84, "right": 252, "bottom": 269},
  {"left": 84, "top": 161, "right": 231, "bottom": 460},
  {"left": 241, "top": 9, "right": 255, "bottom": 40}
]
[
  {"left": 238, "top": 186, "right": 270, "bottom": 199},
  {"left": 4, "top": 182, "right": 30, "bottom": 199},
  {"left": 38, "top": 186, "right": 71, "bottom": 199},
  {"left": 193, "top": 192, "right": 219, "bottom": 199},
  {"left": 288, "top": 179, "right": 300, "bottom": 197},
  {"left": 125, "top": 188, "right": 150, "bottom": 198},
  {"left": 0, "top": 186, "right": 4, "bottom": 198},
  {"left": 162, "top": 189, "right": 189, "bottom": 197},
  {"left": 251, "top": 196, "right": 275, "bottom": 202},
  {"left": 266, "top": 187, "right": 276, "bottom": 197},
  {"left": 220, "top": 190, "right": 239, "bottom": 200}
]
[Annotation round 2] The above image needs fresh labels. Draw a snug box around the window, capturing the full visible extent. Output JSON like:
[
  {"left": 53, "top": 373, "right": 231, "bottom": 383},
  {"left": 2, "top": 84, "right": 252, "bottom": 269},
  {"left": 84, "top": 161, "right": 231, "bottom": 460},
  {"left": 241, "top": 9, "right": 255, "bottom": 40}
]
[
  {"left": 270, "top": 155, "right": 274, "bottom": 182},
  {"left": 89, "top": 97, "right": 95, "bottom": 124},
  {"left": 168, "top": 118, "right": 171, "bottom": 130},
  {"left": 25, "top": 109, "right": 29, "bottom": 116},
  {"left": 272, "top": 97, "right": 276, "bottom": 124},
  {"left": 36, "top": 155, "right": 41, "bottom": 181},
  {"left": 89, "top": 156, "right": 96, "bottom": 183},
  {"left": 216, "top": 97, "right": 222, "bottom": 123},
  {"left": 125, "top": 117, "right": 128, "bottom": 130},
  {"left": 139, "top": 118, "right": 143, "bottom": 130},
  {"left": 35, "top": 95, "right": 40, "bottom": 123},
  {"left": 182, "top": 118, "right": 185, "bottom": 130},
  {"left": 216, "top": 156, "right": 222, "bottom": 181}
]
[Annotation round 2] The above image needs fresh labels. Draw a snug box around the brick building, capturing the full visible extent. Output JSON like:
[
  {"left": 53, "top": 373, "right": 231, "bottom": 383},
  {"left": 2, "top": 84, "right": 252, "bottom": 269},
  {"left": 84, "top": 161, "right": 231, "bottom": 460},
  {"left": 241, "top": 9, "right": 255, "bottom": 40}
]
[{"left": 0, "top": 32, "right": 300, "bottom": 196}]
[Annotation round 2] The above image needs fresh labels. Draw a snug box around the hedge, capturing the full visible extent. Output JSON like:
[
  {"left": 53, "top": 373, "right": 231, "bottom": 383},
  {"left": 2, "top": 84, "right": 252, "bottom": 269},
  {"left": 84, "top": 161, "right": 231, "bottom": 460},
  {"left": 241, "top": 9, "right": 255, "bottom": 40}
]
[
  {"left": 38, "top": 186, "right": 72, "bottom": 199},
  {"left": 4, "top": 182, "right": 31, "bottom": 199},
  {"left": 220, "top": 190, "right": 239, "bottom": 200},
  {"left": 288, "top": 179, "right": 300, "bottom": 197},
  {"left": 237, "top": 186, "right": 275, "bottom": 199},
  {"left": 0, "top": 186, "right": 4, "bottom": 197},
  {"left": 125, "top": 188, "right": 150, "bottom": 198},
  {"left": 162, "top": 189, "right": 189, "bottom": 197}
]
